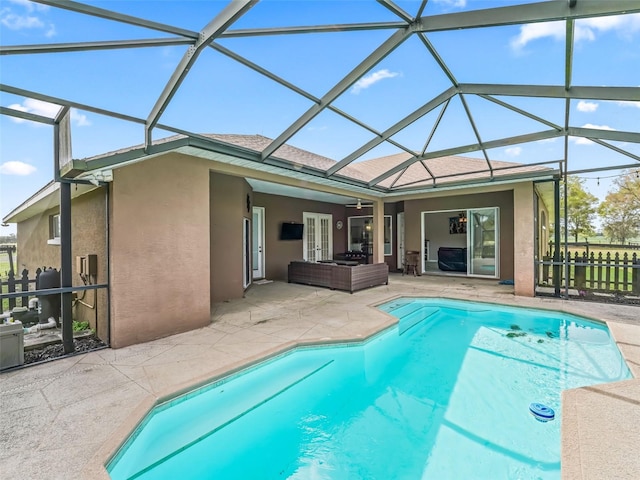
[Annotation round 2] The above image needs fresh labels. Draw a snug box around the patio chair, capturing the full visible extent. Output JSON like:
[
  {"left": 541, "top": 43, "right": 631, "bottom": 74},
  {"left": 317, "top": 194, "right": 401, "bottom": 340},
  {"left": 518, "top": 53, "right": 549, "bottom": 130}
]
[{"left": 403, "top": 251, "right": 420, "bottom": 276}]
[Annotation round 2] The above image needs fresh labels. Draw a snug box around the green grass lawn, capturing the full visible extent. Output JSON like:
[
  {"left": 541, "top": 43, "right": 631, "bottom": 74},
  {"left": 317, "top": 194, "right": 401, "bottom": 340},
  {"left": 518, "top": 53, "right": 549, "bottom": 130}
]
[
  {"left": 577, "top": 235, "right": 640, "bottom": 244},
  {"left": 1, "top": 249, "right": 18, "bottom": 312},
  {"left": 0, "top": 257, "right": 12, "bottom": 276}
]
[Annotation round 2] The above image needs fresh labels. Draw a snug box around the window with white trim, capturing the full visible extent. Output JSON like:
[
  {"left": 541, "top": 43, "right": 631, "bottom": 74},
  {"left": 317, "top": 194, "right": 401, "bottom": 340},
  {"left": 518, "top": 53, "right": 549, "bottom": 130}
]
[{"left": 48, "top": 213, "right": 61, "bottom": 245}]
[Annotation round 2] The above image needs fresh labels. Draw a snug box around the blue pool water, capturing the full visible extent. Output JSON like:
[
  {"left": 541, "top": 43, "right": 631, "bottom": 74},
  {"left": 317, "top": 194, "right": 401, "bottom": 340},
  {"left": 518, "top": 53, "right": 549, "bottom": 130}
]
[{"left": 107, "top": 298, "right": 631, "bottom": 479}]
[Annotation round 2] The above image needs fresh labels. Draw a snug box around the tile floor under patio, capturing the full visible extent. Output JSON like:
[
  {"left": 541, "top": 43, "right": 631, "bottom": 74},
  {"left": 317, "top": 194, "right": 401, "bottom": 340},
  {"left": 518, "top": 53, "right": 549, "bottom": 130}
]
[{"left": 1, "top": 273, "right": 639, "bottom": 480}]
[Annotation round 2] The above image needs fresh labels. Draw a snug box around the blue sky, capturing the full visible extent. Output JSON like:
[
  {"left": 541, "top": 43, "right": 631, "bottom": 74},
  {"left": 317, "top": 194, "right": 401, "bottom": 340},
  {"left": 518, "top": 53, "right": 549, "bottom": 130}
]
[{"left": 1, "top": 0, "right": 640, "bottom": 234}]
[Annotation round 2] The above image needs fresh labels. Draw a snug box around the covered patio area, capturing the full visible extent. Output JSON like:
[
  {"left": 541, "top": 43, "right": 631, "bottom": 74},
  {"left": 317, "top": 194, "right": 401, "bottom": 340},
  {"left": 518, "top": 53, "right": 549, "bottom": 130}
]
[{"left": 1, "top": 274, "right": 639, "bottom": 479}]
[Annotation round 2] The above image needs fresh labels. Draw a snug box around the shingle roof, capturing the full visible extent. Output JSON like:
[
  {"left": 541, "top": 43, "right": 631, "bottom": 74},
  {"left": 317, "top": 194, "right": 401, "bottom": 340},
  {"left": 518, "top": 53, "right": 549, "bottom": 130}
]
[
  {"left": 84, "top": 133, "right": 549, "bottom": 189},
  {"left": 347, "top": 152, "right": 550, "bottom": 188},
  {"left": 202, "top": 134, "right": 370, "bottom": 182}
]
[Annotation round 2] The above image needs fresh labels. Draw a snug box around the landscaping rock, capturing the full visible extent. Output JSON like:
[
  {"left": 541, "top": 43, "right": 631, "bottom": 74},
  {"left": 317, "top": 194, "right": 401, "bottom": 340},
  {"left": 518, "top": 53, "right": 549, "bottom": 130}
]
[{"left": 23, "top": 335, "right": 106, "bottom": 365}]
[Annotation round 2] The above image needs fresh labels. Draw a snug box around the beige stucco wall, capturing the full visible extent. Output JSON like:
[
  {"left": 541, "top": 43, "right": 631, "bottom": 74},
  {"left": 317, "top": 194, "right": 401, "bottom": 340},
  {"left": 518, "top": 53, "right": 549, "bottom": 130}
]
[
  {"left": 15, "top": 165, "right": 542, "bottom": 351},
  {"left": 15, "top": 188, "right": 108, "bottom": 340},
  {"left": 253, "top": 192, "right": 349, "bottom": 282},
  {"left": 403, "top": 188, "right": 516, "bottom": 281},
  {"left": 513, "top": 183, "right": 535, "bottom": 296},
  {"left": 17, "top": 204, "right": 65, "bottom": 274},
  {"left": 210, "top": 172, "right": 252, "bottom": 303},
  {"left": 110, "top": 153, "right": 211, "bottom": 348}
]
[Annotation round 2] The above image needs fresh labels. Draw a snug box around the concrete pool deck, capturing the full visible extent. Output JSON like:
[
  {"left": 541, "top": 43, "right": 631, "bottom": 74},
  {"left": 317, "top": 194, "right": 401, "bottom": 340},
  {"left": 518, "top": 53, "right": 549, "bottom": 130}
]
[{"left": 1, "top": 273, "right": 638, "bottom": 480}]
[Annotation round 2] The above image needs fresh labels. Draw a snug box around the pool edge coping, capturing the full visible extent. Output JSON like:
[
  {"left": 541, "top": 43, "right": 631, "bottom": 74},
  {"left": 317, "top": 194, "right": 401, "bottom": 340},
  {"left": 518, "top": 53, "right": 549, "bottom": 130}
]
[
  {"left": 85, "top": 293, "right": 640, "bottom": 480},
  {"left": 88, "top": 307, "right": 401, "bottom": 480}
]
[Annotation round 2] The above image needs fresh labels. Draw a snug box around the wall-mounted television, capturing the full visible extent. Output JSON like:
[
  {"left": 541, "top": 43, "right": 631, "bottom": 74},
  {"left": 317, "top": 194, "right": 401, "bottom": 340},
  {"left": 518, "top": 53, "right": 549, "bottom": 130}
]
[{"left": 280, "top": 222, "right": 304, "bottom": 240}]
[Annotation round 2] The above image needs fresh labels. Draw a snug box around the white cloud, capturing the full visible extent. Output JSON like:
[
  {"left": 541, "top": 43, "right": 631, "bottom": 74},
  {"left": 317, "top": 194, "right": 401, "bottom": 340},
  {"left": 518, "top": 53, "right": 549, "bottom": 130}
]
[
  {"left": 8, "top": 98, "right": 60, "bottom": 124},
  {"left": 71, "top": 110, "right": 91, "bottom": 127},
  {"left": 7, "top": 0, "right": 49, "bottom": 12},
  {"left": 577, "top": 14, "right": 640, "bottom": 41},
  {"left": 1, "top": 12, "right": 43, "bottom": 29},
  {"left": 582, "top": 123, "right": 615, "bottom": 131},
  {"left": 572, "top": 123, "right": 615, "bottom": 145},
  {"left": 510, "top": 13, "right": 640, "bottom": 50},
  {"left": 576, "top": 100, "right": 598, "bottom": 113},
  {"left": 510, "top": 21, "right": 564, "bottom": 51},
  {"left": 351, "top": 69, "right": 400, "bottom": 94},
  {"left": 0, "top": 160, "right": 37, "bottom": 176},
  {"left": 0, "top": 0, "right": 54, "bottom": 36},
  {"left": 23, "top": 98, "right": 61, "bottom": 117},
  {"left": 616, "top": 100, "right": 640, "bottom": 109},
  {"left": 433, "top": 0, "right": 466, "bottom": 8},
  {"left": 505, "top": 147, "right": 522, "bottom": 157},
  {"left": 7, "top": 98, "right": 91, "bottom": 126}
]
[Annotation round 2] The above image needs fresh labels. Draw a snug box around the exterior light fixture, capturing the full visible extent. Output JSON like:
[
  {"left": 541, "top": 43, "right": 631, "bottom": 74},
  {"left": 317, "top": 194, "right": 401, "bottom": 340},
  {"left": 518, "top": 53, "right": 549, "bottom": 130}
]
[{"left": 356, "top": 199, "right": 362, "bottom": 209}]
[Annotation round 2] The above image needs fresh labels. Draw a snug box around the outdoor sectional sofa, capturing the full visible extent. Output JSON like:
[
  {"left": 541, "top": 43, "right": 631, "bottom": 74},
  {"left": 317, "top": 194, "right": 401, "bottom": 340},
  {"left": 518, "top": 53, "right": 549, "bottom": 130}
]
[{"left": 287, "top": 260, "right": 389, "bottom": 293}]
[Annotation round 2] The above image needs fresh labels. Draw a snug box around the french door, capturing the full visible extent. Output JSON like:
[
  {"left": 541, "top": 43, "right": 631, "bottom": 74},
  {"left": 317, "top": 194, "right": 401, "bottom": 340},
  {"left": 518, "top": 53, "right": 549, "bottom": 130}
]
[
  {"left": 252, "top": 207, "right": 265, "bottom": 279},
  {"left": 303, "top": 212, "right": 332, "bottom": 262}
]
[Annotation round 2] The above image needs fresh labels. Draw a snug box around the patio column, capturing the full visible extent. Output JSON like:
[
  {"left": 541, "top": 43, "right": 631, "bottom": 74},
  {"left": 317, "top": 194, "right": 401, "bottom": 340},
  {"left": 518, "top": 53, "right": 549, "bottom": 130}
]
[
  {"left": 372, "top": 199, "right": 384, "bottom": 264},
  {"left": 55, "top": 108, "right": 74, "bottom": 354},
  {"left": 513, "top": 183, "right": 535, "bottom": 296}
]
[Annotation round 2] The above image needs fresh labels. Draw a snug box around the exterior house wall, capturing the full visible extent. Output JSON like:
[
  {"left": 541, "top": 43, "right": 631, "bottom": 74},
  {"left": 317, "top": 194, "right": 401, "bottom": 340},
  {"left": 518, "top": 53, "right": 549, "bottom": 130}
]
[
  {"left": 403, "top": 188, "right": 516, "bottom": 281},
  {"left": 16, "top": 188, "right": 108, "bottom": 340},
  {"left": 17, "top": 204, "right": 63, "bottom": 274},
  {"left": 110, "top": 153, "right": 211, "bottom": 348},
  {"left": 210, "top": 172, "right": 252, "bottom": 303},
  {"left": 253, "top": 192, "right": 348, "bottom": 282},
  {"left": 12, "top": 155, "right": 543, "bottom": 350},
  {"left": 513, "top": 183, "right": 535, "bottom": 296}
]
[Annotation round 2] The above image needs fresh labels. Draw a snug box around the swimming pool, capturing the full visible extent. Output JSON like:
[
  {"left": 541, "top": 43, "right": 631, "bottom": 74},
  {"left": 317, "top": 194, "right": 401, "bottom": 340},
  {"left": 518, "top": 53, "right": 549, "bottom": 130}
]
[{"left": 107, "top": 298, "right": 631, "bottom": 479}]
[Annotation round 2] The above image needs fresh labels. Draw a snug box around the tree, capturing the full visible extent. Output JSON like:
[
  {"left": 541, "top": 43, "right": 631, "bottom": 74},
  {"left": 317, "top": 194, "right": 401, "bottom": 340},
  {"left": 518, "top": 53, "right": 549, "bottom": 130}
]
[
  {"left": 563, "top": 176, "right": 598, "bottom": 242},
  {"left": 598, "top": 170, "right": 640, "bottom": 244},
  {"left": 0, "top": 233, "right": 17, "bottom": 244}
]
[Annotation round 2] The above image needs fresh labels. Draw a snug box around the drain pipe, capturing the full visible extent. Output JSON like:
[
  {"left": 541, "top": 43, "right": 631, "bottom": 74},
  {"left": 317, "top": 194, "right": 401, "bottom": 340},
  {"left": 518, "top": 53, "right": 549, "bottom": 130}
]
[{"left": 26, "top": 317, "right": 57, "bottom": 334}]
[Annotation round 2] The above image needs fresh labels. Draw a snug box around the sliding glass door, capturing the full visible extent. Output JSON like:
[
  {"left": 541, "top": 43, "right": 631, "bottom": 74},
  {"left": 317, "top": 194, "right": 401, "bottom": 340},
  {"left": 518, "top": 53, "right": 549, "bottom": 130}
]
[{"left": 467, "top": 207, "right": 499, "bottom": 277}]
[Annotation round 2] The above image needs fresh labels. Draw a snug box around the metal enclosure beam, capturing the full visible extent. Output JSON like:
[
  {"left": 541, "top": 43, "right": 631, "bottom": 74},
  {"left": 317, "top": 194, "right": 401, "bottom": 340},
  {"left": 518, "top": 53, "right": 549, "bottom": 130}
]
[
  {"left": 459, "top": 93, "right": 492, "bottom": 175},
  {"left": 376, "top": 0, "right": 413, "bottom": 23},
  {"left": 0, "top": 84, "right": 146, "bottom": 124},
  {"left": 588, "top": 139, "right": 640, "bottom": 163},
  {"left": 54, "top": 107, "right": 74, "bottom": 354},
  {"left": 145, "top": 0, "right": 257, "bottom": 147},
  {"left": 568, "top": 127, "right": 640, "bottom": 145},
  {"left": 421, "top": 99, "right": 450, "bottom": 156},
  {"left": 0, "top": 106, "right": 56, "bottom": 125},
  {"left": 368, "top": 129, "right": 562, "bottom": 186},
  {"left": 415, "top": 0, "right": 640, "bottom": 33},
  {"left": 260, "top": 26, "right": 414, "bottom": 160},
  {"left": 417, "top": 33, "right": 458, "bottom": 86},
  {"left": 565, "top": 20, "right": 574, "bottom": 91},
  {"left": 478, "top": 94, "right": 562, "bottom": 130},
  {"left": 1, "top": 38, "right": 193, "bottom": 55},
  {"left": 327, "top": 87, "right": 457, "bottom": 176},
  {"left": 34, "top": 0, "right": 199, "bottom": 38},
  {"left": 553, "top": 178, "right": 561, "bottom": 296},
  {"left": 460, "top": 84, "right": 640, "bottom": 101},
  {"left": 220, "top": 21, "right": 406, "bottom": 37}
]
